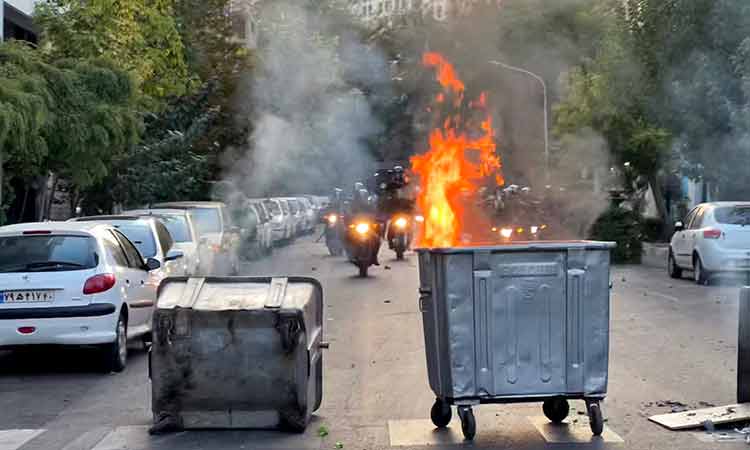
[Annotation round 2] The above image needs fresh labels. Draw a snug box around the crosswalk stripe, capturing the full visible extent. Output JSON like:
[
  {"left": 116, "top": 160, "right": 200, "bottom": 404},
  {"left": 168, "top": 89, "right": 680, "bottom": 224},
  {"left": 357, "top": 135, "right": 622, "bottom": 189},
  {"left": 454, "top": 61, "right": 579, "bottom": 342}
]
[{"left": 0, "top": 430, "right": 45, "bottom": 450}]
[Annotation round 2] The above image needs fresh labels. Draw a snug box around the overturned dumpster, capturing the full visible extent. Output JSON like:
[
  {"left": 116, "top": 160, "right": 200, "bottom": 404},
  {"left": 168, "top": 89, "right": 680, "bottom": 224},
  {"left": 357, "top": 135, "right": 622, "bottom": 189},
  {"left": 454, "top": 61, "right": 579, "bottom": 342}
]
[
  {"left": 418, "top": 241, "right": 615, "bottom": 440},
  {"left": 149, "top": 277, "right": 325, "bottom": 433}
]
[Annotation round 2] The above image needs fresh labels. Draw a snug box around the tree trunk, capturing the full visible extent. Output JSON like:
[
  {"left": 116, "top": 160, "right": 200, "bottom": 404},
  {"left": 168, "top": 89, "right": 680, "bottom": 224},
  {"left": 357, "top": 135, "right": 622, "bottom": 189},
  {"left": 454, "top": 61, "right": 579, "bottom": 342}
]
[
  {"left": 18, "top": 185, "right": 29, "bottom": 222},
  {"left": 45, "top": 173, "right": 59, "bottom": 220},
  {"left": 647, "top": 172, "right": 670, "bottom": 240}
]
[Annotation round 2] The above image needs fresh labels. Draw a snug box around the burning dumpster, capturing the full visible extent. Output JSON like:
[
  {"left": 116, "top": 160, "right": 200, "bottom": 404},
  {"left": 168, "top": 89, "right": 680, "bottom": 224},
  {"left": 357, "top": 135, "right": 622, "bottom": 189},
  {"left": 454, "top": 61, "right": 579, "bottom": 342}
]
[
  {"left": 417, "top": 241, "right": 615, "bottom": 440},
  {"left": 149, "top": 277, "right": 325, "bottom": 433}
]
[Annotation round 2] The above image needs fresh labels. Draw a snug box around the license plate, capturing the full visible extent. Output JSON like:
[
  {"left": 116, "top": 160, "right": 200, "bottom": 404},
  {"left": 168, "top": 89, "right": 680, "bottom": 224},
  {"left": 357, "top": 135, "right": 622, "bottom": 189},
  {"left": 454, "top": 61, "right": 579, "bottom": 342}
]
[{"left": 0, "top": 290, "right": 55, "bottom": 304}]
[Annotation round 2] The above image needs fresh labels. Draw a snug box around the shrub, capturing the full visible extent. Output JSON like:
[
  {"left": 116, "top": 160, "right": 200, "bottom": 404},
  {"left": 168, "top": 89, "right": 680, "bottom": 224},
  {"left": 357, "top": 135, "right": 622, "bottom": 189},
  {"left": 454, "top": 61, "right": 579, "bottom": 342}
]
[{"left": 589, "top": 206, "right": 643, "bottom": 264}]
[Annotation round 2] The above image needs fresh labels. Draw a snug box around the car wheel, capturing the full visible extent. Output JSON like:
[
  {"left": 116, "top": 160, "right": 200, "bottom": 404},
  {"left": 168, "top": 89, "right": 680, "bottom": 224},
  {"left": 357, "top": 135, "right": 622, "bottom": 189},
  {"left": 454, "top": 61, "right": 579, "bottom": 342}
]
[
  {"left": 694, "top": 255, "right": 710, "bottom": 285},
  {"left": 102, "top": 312, "right": 127, "bottom": 373},
  {"left": 668, "top": 251, "right": 682, "bottom": 279}
]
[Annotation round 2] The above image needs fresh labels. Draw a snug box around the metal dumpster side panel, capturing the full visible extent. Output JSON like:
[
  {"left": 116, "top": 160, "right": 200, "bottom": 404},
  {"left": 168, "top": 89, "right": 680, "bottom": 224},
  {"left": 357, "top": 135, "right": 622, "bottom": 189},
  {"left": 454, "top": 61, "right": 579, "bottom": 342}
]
[
  {"left": 481, "top": 251, "right": 567, "bottom": 396},
  {"left": 582, "top": 249, "right": 610, "bottom": 395},
  {"left": 150, "top": 277, "right": 323, "bottom": 430}
]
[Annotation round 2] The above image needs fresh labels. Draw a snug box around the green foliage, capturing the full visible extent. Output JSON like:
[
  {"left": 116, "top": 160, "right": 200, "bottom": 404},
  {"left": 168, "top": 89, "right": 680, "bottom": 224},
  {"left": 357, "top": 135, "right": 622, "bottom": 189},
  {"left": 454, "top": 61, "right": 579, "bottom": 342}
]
[
  {"left": 35, "top": 0, "right": 190, "bottom": 103},
  {"left": 589, "top": 206, "right": 643, "bottom": 263},
  {"left": 0, "top": 41, "right": 139, "bottom": 214}
]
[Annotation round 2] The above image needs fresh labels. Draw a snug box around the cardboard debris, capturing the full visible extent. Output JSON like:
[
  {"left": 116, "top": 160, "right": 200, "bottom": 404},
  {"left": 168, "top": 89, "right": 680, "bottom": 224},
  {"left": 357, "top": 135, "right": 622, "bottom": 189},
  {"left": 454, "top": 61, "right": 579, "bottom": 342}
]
[{"left": 649, "top": 403, "right": 750, "bottom": 430}]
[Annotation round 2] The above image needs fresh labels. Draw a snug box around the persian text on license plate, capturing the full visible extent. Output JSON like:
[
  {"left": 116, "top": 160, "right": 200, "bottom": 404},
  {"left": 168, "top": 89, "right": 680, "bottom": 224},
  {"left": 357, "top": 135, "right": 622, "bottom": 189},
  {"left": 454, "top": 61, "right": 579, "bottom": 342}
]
[{"left": 0, "top": 291, "right": 55, "bottom": 303}]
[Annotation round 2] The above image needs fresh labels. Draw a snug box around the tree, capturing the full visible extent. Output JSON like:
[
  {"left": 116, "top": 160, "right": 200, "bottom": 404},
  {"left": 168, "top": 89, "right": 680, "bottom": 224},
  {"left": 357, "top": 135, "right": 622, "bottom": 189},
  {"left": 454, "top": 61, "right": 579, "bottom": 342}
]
[
  {"left": 0, "top": 41, "right": 140, "bottom": 222},
  {"left": 35, "top": 0, "right": 190, "bottom": 104}
]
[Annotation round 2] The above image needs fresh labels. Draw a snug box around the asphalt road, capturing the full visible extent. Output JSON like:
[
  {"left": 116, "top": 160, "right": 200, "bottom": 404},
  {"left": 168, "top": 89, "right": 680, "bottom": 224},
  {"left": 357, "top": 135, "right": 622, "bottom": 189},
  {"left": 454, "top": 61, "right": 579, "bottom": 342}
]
[{"left": 0, "top": 234, "right": 746, "bottom": 450}]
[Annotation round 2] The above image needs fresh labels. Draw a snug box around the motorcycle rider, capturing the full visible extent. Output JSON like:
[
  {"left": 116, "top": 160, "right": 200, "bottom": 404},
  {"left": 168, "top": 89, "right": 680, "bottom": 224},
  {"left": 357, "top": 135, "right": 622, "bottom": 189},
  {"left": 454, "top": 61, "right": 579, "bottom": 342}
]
[{"left": 346, "top": 182, "right": 381, "bottom": 266}]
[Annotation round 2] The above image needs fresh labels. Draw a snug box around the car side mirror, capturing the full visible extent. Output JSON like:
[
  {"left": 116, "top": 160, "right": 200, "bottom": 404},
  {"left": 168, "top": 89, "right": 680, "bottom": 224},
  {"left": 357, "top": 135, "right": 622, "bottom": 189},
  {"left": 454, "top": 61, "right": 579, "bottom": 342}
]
[
  {"left": 164, "top": 249, "right": 184, "bottom": 262},
  {"left": 145, "top": 257, "right": 161, "bottom": 271},
  {"left": 674, "top": 221, "right": 684, "bottom": 232}
]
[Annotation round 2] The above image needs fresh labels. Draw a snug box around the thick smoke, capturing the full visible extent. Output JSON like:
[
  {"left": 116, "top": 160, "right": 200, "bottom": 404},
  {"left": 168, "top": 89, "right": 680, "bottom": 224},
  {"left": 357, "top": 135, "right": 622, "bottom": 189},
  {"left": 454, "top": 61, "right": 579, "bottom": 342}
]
[{"left": 224, "top": 1, "right": 388, "bottom": 197}]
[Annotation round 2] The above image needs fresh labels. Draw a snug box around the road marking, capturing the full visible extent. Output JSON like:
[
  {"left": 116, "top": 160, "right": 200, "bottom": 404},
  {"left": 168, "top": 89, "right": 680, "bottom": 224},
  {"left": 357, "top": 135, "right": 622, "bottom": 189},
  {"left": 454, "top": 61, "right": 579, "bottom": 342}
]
[
  {"left": 528, "top": 416, "right": 624, "bottom": 443},
  {"left": 0, "top": 430, "right": 45, "bottom": 450},
  {"left": 388, "top": 419, "right": 465, "bottom": 446}
]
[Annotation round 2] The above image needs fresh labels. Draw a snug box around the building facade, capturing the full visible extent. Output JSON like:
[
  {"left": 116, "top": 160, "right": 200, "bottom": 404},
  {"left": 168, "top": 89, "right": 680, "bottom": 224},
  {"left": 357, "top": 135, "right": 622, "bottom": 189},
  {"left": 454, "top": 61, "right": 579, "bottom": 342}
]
[{"left": 1, "top": 0, "right": 37, "bottom": 42}]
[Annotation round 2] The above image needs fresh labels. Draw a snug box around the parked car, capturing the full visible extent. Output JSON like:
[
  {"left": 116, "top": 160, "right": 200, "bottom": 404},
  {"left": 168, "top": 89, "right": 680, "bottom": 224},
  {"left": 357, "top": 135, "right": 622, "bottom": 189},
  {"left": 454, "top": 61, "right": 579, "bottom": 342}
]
[
  {"left": 298, "top": 197, "right": 317, "bottom": 234},
  {"left": 669, "top": 202, "right": 750, "bottom": 284},
  {"left": 229, "top": 200, "right": 261, "bottom": 260},
  {"left": 122, "top": 209, "right": 202, "bottom": 276},
  {"left": 280, "top": 197, "right": 304, "bottom": 236},
  {"left": 264, "top": 198, "right": 293, "bottom": 244},
  {"left": 70, "top": 216, "right": 185, "bottom": 278},
  {"left": 248, "top": 200, "right": 273, "bottom": 255},
  {"left": 152, "top": 202, "right": 241, "bottom": 275},
  {"left": 0, "top": 222, "right": 162, "bottom": 372}
]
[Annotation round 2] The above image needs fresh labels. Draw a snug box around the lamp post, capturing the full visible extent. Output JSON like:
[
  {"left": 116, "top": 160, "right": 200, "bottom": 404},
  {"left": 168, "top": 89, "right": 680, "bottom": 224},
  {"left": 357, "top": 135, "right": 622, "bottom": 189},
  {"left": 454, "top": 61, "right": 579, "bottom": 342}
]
[{"left": 489, "top": 60, "right": 549, "bottom": 182}]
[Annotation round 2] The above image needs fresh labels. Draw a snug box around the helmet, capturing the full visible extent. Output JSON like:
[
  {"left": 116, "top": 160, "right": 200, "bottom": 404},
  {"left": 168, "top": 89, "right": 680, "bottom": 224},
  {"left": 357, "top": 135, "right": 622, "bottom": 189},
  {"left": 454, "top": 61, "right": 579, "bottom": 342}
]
[{"left": 393, "top": 165, "right": 404, "bottom": 173}]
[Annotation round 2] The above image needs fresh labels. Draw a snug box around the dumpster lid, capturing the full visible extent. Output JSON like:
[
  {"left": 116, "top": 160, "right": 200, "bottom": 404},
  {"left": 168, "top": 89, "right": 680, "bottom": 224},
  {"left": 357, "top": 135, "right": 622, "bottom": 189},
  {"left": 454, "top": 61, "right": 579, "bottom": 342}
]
[
  {"left": 416, "top": 240, "right": 616, "bottom": 254},
  {"left": 156, "top": 276, "right": 322, "bottom": 311}
]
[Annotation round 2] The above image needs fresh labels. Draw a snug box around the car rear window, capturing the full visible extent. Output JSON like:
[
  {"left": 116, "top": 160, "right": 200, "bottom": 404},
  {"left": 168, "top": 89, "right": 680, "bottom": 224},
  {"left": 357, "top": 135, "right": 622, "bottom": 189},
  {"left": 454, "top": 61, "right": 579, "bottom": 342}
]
[
  {"left": 0, "top": 235, "right": 98, "bottom": 273},
  {"left": 191, "top": 208, "right": 222, "bottom": 235},
  {"left": 279, "top": 200, "right": 290, "bottom": 215},
  {"left": 288, "top": 200, "right": 299, "bottom": 214},
  {"left": 263, "top": 200, "right": 281, "bottom": 215},
  {"left": 715, "top": 206, "right": 750, "bottom": 225},
  {"left": 113, "top": 223, "right": 157, "bottom": 258},
  {"left": 157, "top": 215, "right": 191, "bottom": 243}
]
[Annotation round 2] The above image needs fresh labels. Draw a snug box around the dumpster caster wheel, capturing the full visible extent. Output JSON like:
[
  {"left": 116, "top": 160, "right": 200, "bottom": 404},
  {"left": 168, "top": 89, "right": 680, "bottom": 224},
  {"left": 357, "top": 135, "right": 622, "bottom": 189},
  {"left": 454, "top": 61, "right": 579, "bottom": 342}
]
[
  {"left": 458, "top": 406, "right": 476, "bottom": 441},
  {"left": 543, "top": 398, "right": 569, "bottom": 424},
  {"left": 587, "top": 401, "right": 604, "bottom": 436},
  {"left": 430, "top": 399, "right": 452, "bottom": 428}
]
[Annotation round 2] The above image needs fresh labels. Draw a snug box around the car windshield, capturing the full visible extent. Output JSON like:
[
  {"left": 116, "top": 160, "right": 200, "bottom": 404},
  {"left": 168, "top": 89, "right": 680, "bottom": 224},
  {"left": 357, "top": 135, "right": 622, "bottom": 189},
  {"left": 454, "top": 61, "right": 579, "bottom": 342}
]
[
  {"left": 157, "top": 215, "right": 192, "bottom": 243},
  {"left": 264, "top": 200, "right": 281, "bottom": 216},
  {"left": 279, "top": 200, "right": 290, "bottom": 215},
  {"left": 715, "top": 206, "right": 750, "bottom": 225},
  {"left": 113, "top": 223, "right": 157, "bottom": 257},
  {"left": 288, "top": 200, "right": 299, "bottom": 214},
  {"left": 0, "top": 235, "right": 98, "bottom": 272},
  {"left": 253, "top": 204, "right": 268, "bottom": 222},
  {"left": 191, "top": 208, "right": 222, "bottom": 234}
]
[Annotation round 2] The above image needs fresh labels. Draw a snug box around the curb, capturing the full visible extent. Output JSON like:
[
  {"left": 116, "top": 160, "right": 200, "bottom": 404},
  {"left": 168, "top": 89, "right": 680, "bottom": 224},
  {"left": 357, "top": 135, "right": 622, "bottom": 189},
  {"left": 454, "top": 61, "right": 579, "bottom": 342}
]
[{"left": 641, "top": 242, "right": 668, "bottom": 269}]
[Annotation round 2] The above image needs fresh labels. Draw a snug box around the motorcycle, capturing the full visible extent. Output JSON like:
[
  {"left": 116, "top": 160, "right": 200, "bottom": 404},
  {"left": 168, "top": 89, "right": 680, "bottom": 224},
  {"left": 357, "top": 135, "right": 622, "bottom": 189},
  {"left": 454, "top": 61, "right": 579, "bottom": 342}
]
[
  {"left": 344, "top": 216, "right": 381, "bottom": 277},
  {"left": 324, "top": 212, "right": 344, "bottom": 256},
  {"left": 387, "top": 213, "right": 413, "bottom": 260}
]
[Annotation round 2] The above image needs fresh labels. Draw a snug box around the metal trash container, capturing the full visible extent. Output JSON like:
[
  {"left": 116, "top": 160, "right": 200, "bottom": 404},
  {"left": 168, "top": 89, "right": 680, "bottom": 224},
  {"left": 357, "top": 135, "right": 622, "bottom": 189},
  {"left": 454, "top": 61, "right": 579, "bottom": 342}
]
[
  {"left": 417, "top": 241, "right": 615, "bottom": 440},
  {"left": 149, "top": 276, "right": 326, "bottom": 433}
]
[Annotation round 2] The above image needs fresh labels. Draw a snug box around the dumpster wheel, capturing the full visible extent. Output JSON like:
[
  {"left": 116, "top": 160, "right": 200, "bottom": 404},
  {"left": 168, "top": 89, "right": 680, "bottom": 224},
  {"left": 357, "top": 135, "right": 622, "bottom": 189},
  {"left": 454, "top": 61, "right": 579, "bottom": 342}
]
[
  {"left": 542, "top": 398, "right": 569, "bottom": 423},
  {"left": 587, "top": 401, "right": 604, "bottom": 436},
  {"left": 457, "top": 406, "right": 476, "bottom": 440},
  {"left": 430, "top": 399, "right": 452, "bottom": 428}
]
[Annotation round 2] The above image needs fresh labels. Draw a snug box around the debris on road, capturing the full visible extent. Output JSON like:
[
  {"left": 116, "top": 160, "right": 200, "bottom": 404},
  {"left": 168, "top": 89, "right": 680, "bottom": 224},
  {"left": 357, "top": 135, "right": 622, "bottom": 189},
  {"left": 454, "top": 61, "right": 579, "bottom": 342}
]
[
  {"left": 318, "top": 426, "right": 329, "bottom": 437},
  {"left": 650, "top": 403, "right": 750, "bottom": 430},
  {"left": 384, "top": 265, "right": 392, "bottom": 270},
  {"left": 335, "top": 441, "right": 344, "bottom": 449},
  {"left": 384, "top": 299, "right": 391, "bottom": 304}
]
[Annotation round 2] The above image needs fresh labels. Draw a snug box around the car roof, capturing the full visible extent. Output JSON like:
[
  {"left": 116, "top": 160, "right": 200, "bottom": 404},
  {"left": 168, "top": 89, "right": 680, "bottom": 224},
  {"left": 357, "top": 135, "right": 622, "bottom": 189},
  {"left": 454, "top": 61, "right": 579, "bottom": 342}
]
[
  {"left": 698, "top": 202, "right": 750, "bottom": 208},
  {"left": 71, "top": 215, "right": 141, "bottom": 222},
  {"left": 152, "top": 201, "right": 225, "bottom": 209},
  {"left": 123, "top": 208, "right": 190, "bottom": 216},
  {"left": 0, "top": 221, "right": 109, "bottom": 235}
]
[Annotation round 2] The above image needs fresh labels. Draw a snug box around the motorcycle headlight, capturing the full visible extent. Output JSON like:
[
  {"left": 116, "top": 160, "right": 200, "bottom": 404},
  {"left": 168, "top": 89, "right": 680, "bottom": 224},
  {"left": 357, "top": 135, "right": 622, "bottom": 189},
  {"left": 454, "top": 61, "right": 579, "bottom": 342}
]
[
  {"left": 394, "top": 217, "right": 408, "bottom": 229},
  {"left": 500, "top": 228, "right": 513, "bottom": 239},
  {"left": 415, "top": 215, "right": 425, "bottom": 223},
  {"left": 327, "top": 214, "right": 337, "bottom": 225},
  {"left": 355, "top": 223, "right": 370, "bottom": 235},
  {"left": 530, "top": 226, "right": 539, "bottom": 234}
]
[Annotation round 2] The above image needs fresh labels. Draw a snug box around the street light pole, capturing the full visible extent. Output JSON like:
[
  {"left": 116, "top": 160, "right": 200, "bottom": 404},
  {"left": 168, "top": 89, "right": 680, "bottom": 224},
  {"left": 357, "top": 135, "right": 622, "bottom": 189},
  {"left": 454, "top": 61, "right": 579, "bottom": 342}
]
[{"left": 488, "top": 60, "right": 549, "bottom": 182}]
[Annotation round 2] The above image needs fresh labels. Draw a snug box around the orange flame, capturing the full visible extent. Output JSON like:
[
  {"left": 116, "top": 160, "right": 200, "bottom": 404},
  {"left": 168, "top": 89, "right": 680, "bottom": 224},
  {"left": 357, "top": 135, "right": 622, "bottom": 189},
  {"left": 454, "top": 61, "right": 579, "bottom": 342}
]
[{"left": 411, "top": 52, "right": 503, "bottom": 248}]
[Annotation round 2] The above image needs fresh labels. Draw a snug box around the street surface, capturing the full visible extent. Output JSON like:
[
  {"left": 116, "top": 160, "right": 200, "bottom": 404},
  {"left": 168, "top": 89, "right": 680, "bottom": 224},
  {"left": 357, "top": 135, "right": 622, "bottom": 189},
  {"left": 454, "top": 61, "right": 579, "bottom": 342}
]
[{"left": 0, "top": 233, "right": 746, "bottom": 449}]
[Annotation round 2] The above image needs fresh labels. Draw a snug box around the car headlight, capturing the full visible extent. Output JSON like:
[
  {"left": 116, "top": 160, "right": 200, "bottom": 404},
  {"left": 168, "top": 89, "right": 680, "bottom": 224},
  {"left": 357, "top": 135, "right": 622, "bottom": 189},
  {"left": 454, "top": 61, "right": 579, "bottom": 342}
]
[
  {"left": 394, "top": 217, "right": 408, "bottom": 229},
  {"left": 415, "top": 215, "right": 425, "bottom": 223},
  {"left": 355, "top": 223, "right": 370, "bottom": 235},
  {"left": 327, "top": 214, "right": 337, "bottom": 225},
  {"left": 530, "top": 226, "right": 539, "bottom": 234},
  {"left": 500, "top": 228, "right": 513, "bottom": 239}
]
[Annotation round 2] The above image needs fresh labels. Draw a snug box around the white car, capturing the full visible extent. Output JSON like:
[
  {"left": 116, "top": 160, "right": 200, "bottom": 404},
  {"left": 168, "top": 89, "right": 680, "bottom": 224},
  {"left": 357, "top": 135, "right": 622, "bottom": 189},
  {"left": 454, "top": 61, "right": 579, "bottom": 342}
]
[
  {"left": 264, "top": 198, "right": 293, "bottom": 244},
  {"left": 122, "top": 209, "right": 202, "bottom": 276},
  {"left": 248, "top": 201, "right": 273, "bottom": 254},
  {"left": 0, "top": 222, "right": 162, "bottom": 372},
  {"left": 669, "top": 202, "right": 750, "bottom": 284},
  {"left": 280, "top": 198, "right": 304, "bottom": 236},
  {"left": 70, "top": 216, "right": 186, "bottom": 278},
  {"left": 298, "top": 197, "right": 317, "bottom": 233},
  {"left": 153, "top": 202, "right": 241, "bottom": 276}
]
